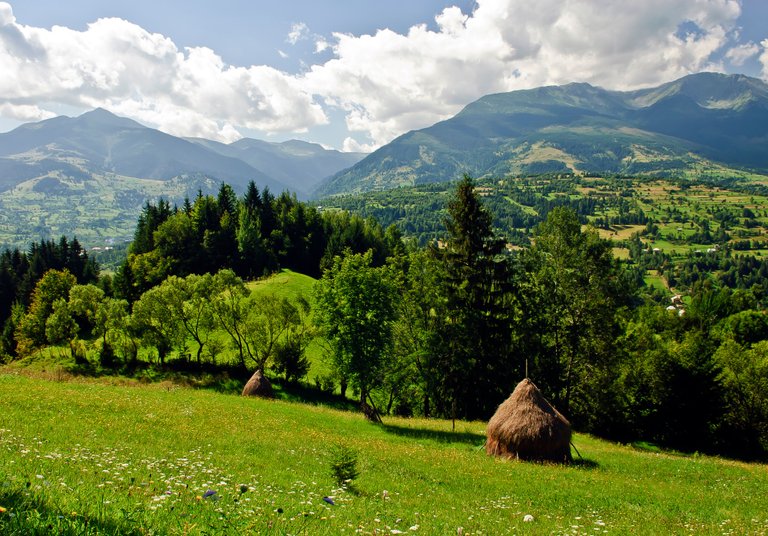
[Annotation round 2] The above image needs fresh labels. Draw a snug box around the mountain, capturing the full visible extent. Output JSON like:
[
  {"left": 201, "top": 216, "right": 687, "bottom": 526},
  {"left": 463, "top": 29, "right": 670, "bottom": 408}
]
[
  {"left": 186, "top": 137, "right": 364, "bottom": 198},
  {"left": 0, "top": 108, "right": 285, "bottom": 193},
  {"left": 316, "top": 73, "right": 768, "bottom": 197},
  {"left": 0, "top": 109, "right": 364, "bottom": 248}
]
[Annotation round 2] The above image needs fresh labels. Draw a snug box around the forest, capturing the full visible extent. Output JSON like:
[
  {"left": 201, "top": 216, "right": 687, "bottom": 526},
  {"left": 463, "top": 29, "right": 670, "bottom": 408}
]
[{"left": 1, "top": 176, "right": 767, "bottom": 461}]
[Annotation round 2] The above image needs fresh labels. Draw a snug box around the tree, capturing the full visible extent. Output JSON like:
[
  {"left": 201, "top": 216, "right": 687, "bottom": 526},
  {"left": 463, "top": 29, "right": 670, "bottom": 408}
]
[
  {"left": 93, "top": 297, "right": 131, "bottom": 367},
  {"left": 314, "top": 250, "right": 398, "bottom": 420},
  {"left": 45, "top": 298, "right": 78, "bottom": 350},
  {"left": 68, "top": 284, "right": 105, "bottom": 338},
  {"left": 715, "top": 340, "right": 768, "bottom": 457},
  {"left": 210, "top": 269, "right": 251, "bottom": 370},
  {"left": 523, "top": 206, "right": 634, "bottom": 422},
  {"left": 241, "top": 293, "right": 303, "bottom": 373},
  {"left": 390, "top": 248, "right": 447, "bottom": 417},
  {"left": 131, "top": 282, "right": 186, "bottom": 363},
  {"left": 272, "top": 296, "right": 315, "bottom": 383},
  {"left": 429, "top": 175, "right": 517, "bottom": 424},
  {"left": 15, "top": 269, "right": 77, "bottom": 356},
  {"left": 141, "top": 273, "right": 217, "bottom": 364}
]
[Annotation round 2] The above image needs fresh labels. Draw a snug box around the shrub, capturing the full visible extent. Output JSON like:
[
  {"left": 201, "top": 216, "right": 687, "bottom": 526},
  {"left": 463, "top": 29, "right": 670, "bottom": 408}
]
[{"left": 329, "top": 444, "right": 359, "bottom": 488}]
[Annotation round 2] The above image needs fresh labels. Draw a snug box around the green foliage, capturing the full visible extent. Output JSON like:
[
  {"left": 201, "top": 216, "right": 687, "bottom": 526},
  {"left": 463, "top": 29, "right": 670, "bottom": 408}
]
[
  {"left": 523, "top": 207, "right": 635, "bottom": 420},
  {"left": 314, "top": 250, "right": 398, "bottom": 414},
  {"left": 329, "top": 444, "right": 360, "bottom": 488},
  {"left": 15, "top": 269, "right": 78, "bottom": 356},
  {"left": 714, "top": 340, "right": 768, "bottom": 455},
  {"left": 114, "top": 182, "right": 399, "bottom": 301},
  {"left": 427, "top": 175, "right": 517, "bottom": 422}
]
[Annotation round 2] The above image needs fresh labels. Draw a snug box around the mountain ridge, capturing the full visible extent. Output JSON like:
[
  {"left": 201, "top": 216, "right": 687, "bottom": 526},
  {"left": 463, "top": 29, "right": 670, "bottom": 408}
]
[
  {"left": 316, "top": 72, "right": 768, "bottom": 197},
  {"left": 0, "top": 109, "right": 366, "bottom": 247}
]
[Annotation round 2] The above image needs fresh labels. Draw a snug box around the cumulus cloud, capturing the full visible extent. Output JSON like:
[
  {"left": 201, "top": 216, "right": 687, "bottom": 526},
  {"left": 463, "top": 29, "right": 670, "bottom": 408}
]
[
  {"left": 0, "top": 3, "right": 326, "bottom": 141},
  {"left": 725, "top": 42, "right": 759, "bottom": 66},
  {"left": 0, "top": 102, "right": 56, "bottom": 121},
  {"left": 303, "top": 0, "right": 743, "bottom": 148},
  {"left": 761, "top": 39, "right": 768, "bottom": 79},
  {"left": 287, "top": 22, "right": 310, "bottom": 45},
  {"left": 0, "top": 0, "right": 751, "bottom": 150}
]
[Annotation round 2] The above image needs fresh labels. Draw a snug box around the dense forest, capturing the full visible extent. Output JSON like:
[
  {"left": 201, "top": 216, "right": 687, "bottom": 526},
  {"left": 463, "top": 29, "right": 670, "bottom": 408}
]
[{"left": 1, "top": 176, "right": 767, "bottom": 460}]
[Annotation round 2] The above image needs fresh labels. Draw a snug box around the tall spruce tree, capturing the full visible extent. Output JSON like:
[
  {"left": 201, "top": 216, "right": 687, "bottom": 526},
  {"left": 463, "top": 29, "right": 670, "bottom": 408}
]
[{"left": 429, "top": 175, "right": 517, "bottom": 424}]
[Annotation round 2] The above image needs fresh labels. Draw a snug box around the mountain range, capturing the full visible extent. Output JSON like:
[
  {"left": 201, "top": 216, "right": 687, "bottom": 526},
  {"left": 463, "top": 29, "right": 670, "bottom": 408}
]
[
  {"left": 0, "top": 109, "right": 364, "bottom": 247},
  {"left": 316, "top": 72, "right": 768, "bottom": 196},
  {"left": 0, "top": 108, "right": 364, "bottom": 199},
  {"left": 1, "top": 72, "right": 767, "bottom": 247}
]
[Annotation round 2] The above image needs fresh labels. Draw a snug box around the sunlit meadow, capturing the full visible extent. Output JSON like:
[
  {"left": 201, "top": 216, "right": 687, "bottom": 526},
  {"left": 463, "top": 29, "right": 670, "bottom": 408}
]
[{"left": 1, "top": 372, "right": 767, "bottom": 535}]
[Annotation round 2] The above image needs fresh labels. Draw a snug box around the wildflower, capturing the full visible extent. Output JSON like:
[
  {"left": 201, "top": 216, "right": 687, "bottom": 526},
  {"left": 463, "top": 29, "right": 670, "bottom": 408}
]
[
  {"left": 203, "top": 489, "right": 217, "bottom": 499},
  {"left": 0, "top": 506, "right": 6, "bottom": 513},
  {"left": 323, "top": 496, "right": 335, "bottom": 506},
  {"left": 523, "top": 514, "right": 534, "bottom": 522},
  {"left": 409, "top": 526, "right": 419, "bottom": 531}
]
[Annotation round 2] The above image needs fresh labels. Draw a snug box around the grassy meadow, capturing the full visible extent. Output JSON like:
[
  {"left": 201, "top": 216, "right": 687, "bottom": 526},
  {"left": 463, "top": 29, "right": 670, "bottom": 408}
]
[{"left": 2, "top": 372, "right": 768, "bottom": 535}]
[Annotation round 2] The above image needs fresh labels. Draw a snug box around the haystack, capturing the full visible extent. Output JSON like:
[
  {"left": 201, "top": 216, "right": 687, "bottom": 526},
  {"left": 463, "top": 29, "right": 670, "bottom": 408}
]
[
  {"left": 242, "top": 369, "right": 274, "bottom": 398},
  {"left": 485, "top": 378, "right": 572, "bottom": 463}
]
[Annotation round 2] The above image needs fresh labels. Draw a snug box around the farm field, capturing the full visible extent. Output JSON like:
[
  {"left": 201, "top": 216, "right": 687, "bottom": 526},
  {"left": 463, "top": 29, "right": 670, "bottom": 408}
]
[
  {"left": 1, "top": 372, "right": 768, "bottom": 535},
  {"left": 319, "top": 174, "right": 768, "bottom": 295}
]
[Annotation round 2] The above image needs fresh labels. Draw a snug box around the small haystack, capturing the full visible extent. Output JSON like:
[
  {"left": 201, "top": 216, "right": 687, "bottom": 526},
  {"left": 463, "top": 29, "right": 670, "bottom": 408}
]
[
  {"left": 485, "top": 378, "right": 572, "bottom": 463},
  {"left": 242, "top": 369, "right": 274, "bottom": 398}
]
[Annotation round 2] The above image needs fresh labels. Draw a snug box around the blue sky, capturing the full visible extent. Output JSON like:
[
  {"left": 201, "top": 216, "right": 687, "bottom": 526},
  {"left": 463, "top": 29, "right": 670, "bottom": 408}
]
[{"left": 1, "top": 1, "right": 766, "bottom": 151}]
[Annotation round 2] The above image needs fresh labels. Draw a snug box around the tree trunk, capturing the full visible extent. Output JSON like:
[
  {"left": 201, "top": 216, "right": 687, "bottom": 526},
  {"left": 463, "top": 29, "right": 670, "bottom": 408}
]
[
  {"left": 451, "top": 398, "right": 457, "bottom": 432},
  {"left": 359, "top": 386, "right": 381, "bottom": 423}
]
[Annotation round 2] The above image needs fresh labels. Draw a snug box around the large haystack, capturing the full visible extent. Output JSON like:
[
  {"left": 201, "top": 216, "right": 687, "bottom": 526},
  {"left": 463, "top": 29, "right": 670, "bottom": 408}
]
[
  {"left": 242, "top": 369, "right": 274, "bottom": 398},
  {"left": 486, "top": 378, "right": 572, "bottom": 463}
]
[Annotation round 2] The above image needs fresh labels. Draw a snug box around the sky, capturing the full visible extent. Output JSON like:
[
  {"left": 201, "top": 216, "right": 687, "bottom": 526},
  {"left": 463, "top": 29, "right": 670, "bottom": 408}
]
[{"left": 1, "top": 0, "right": 767, "bottom": 152}]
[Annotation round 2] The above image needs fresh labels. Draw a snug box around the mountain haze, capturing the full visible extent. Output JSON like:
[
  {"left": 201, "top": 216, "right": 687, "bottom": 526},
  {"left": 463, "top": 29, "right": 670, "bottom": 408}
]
[
  {"left": 0, "top": 109, "right": 365, "bottom": 247},
  {"left": 186, "top": 137, "right": 364, "bottom": 197},
  {"left": 316, "top": 73, "right": 768, "bottom": 196}
]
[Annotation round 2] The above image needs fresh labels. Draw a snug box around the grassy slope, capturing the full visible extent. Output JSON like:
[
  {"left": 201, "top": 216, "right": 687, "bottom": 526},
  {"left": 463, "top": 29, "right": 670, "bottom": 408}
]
[
  {"left": 248, "top": 269, "right": 332, "bottom": 381},
  {"left": 1, "top": 373, "right": 767, "bottom": 535}
]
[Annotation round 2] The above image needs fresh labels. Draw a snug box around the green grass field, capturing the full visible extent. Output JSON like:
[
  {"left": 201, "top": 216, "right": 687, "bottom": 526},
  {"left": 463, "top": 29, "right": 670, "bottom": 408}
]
[{"left": 1, "top": 372, "right": 767, "bottom": 535}]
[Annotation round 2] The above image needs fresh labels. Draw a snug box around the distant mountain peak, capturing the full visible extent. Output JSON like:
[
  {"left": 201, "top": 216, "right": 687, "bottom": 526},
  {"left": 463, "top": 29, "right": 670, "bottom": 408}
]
[
  {"left": 76, "top": 108, "right": 144, "bottom": 129},
  {"left": 316, "top": 72, "right": 768, "bottom": 197}
]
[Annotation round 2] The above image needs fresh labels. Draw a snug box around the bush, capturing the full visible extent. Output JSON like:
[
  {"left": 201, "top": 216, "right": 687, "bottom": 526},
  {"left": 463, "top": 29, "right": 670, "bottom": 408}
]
[{"left": 329, "top": 444, "right": 359, "bottom": 489}]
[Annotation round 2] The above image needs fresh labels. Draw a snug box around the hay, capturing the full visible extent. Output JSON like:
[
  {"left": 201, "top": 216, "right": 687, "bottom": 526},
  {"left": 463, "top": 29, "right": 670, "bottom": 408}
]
[
  {"left": 241, "top": 369, "right": 274, "bottom": 398},
  {"left": 485, "top": 378, "right": 572, "bottom": 463}
]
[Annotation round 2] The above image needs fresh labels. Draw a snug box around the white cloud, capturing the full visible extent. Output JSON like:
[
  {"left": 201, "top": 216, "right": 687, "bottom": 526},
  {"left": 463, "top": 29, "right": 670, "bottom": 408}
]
[
  {"left": 342, "top": 136, "right": 378, "bottom": 154},
  {"left": 725, "top": 42, "right": 759, "bottom": 66},
  {"left": 303, "top": 0, "right": 743, "bottom": 148},
  {"left": 287, "top": 22, "right": 309, "bottom": 45},
  {"left": 761, "top": 39, "right": 768, "bottom": 79},
  {"left": 0, "top": 102, "right": 56, "bottom": 121},
  {"left": 0, "top": 3, "right": 327, "bottom": 141},
  {"left": 0, "top": 0, "right": 752, "bottom": 150}
]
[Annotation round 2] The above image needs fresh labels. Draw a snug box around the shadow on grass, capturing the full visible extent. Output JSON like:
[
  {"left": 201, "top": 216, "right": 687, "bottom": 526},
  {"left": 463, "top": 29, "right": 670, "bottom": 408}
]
[
  {"left": 570, "top": 457, "right": 600, "bottom": 469},
  {"left": 378, "top": 422, "right": 486, "bottom": 446},
  {"left": 272, "top": 380, "right": 359, "bottom": 412},
  {"left": 0, "top": 488, "right": 145, "bottom": 536}
]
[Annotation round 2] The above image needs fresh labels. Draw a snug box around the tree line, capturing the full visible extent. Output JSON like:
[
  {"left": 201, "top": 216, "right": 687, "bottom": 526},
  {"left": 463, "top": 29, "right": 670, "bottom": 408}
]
[{"left": 1, "top": 176, "right": 767, "bottom": 460}]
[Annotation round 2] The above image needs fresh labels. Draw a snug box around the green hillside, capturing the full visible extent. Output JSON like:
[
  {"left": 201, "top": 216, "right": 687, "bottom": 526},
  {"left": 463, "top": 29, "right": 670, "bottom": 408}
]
[
  {"left": 316, "top": 73, "right": 768, "bottom": 197},
  {"left": 1, "top": 373, "right": 767, "bottom": 535}
]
